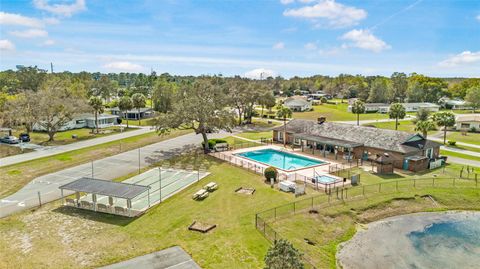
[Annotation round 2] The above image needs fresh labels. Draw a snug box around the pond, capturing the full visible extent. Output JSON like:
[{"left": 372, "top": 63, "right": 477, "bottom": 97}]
[{"left": 337, "top": 211, "right": 480, "bottom": 269}]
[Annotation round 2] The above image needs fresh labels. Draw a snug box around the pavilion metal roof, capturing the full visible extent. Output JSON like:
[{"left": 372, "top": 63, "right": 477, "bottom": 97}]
[{"left": 59, "top": 177, "right": 150, "bottom": 199}]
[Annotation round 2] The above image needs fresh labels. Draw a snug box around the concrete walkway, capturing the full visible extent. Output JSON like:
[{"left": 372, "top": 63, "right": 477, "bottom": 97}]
[
  {"left": 0, "top": 131, "right": 229, "bottom": 218},
  {"left": 445, "top": 156, "right": 480, "bottom": 167},
  {"left": 0, "top": 127, "right": 154, "bottom": 167}
]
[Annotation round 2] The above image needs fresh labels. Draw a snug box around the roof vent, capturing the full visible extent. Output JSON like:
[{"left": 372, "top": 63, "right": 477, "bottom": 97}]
[{"left": 317, "top": 117, "right": 326, "bottom": 125}]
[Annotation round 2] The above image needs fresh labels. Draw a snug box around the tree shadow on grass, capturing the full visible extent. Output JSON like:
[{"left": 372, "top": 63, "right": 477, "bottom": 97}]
[{"left": 52, "top": 206, "right": 136, "bottom": 226}]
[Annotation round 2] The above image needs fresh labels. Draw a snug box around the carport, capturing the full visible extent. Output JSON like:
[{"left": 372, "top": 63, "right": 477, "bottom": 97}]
[{"left": 59, "top": 177, "right": 150, "bottom": 217}]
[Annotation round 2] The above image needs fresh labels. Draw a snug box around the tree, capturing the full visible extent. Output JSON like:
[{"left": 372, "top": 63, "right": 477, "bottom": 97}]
[
  {"left": 465, "top": 86, "right": 480, "bottom": 113},
  {"left": 16, "top": 66, "right": 47, "bottom": 92},
  {"left": 118, "top": 96, "right": 133, "bottom": 128},
  {"left": 433, "top": 112, "right": 456, "bottom": 144},
  {"left": 88, "top": 96, "right": 104, "bottom": 134},
  {"left": 389, "top": 103, "right": 406, "bottom": 130},
  {"left": 3, "top": 91, "right": 39, "bottom": 133},
  {"left": 367, "top": 77, "right": 390, "bottom": 103},
  {"left": 152, "top": 79, "right": 177, "bottom": 113},
  {"left": 390, "top": 72, "right": 408, "bottom": 102},
  {"left": 406, "top": 74, "right": 448, "bottom": 103},
  {"left": 131, "top": 93, "right": 146, "bottom": 126},
  {"left": 414, "top": 108, "right": 431, "bottom": 122},
  {"left": 414, "top": 120, "right": 435, "bottom": 138},
  {"left": 35, "top": 77, "right": 88, "bottom": 141},
  {"left": 276, "top": 106, "right": 292, "bottom": 147},
  {"left": 264, "top": 239, "right": 304, "bottom": 269},
  {"left": 351, "top": 100, "right": 365, "bottom": 126},
  {"left": 155, "top": 77, "right": 236, "bottom": 153},
  {"left": 259, "top": 90, "right": 276, "bottom": 117}
]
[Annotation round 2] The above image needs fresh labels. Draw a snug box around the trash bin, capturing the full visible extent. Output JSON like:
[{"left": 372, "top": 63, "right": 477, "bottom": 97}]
[{"left": 72, "top": 134, "right": 78, "bottom": 139}]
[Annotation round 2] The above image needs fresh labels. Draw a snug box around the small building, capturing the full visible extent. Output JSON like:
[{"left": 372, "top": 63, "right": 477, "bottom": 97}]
[
  {"left": 111, "top": 107, "right": 154, "bottom": 120},
  {"left": 284, "top": 97, "right": 312, "bottom": 112},
  {"left": 372, "top": 153, "right": 396, "bottom": 174},
  {"left": 439, "top": 97, "right": 471, "bottom": 110},
  {"left": 272, "top": 118, "right": 442, "bottom": 172},
  {"left": 347, "top": 102, "right": 440, "bottom": 113},
  {"left": 455, "top": 114, "right": 480, "bottom": 131},
  {"left": 33, "top": 114, "right": 119, "bottom": 132}
]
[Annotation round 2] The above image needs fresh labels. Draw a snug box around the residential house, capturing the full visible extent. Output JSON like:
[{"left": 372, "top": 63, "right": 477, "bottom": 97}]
[
  {"left": 439, "top": 97, "right": 471, "bottom": 110},
  {"left": 272, "top": 118, "right": 442, "bottom": 172},
  {"left": 33, "top": 114, "right": 119, "bottom": 132},
  {"left": 284, "top": 96, "right": 312, "bottom": 112},
  {"left": 111, "top": 107, "right": 154, "bottom": 120},
  {"left": 347, "top": 102, "right": 440, "bottom": 113},
  {"left": 455, "top": 114, "right": 480, "bottom": 131}
]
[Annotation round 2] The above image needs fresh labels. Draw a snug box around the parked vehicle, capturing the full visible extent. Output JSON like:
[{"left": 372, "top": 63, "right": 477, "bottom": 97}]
[
  {"left": 0, "top": 135, "right": 20, "bottom": 144},
  {"left": 19, "top": 133, "right": 30, "bottom": 143}
]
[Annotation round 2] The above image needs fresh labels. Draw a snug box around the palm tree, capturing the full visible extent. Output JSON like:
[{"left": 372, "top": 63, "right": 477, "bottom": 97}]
[
  {"left": 132, "top": 93, "right": 146, "bottom": 126},
  {"left": 276, "top": 106, "right": 292, "bottom": 147},
  {"left": 88, "top": 96, "right": 104, "bottom": 134},
  {"left": 389, "top": 103, "right": 406, "bottom": 130},
  {"left": 414, "top": 120, "right": 435, "bottom": 139},
  {"left": 432, "top": 111, "right": 456, "bottom": 144},
  {"left": 351, "top": 100, "right": 365, "bottom": 126},
  {"left": 118, "top": 96, "right": 133, "bottom": 128}
]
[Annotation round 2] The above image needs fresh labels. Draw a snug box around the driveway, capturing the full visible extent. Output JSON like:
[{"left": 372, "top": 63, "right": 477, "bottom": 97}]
[
  {"left": 0, "top": 131, "right": 230, "bottom": 218},
  {"left": 0, "top": 127, "right": 154, "bottom": 167}
]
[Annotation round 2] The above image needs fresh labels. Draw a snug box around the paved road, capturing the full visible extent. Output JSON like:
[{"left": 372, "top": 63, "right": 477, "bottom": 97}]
[
  {"left": 0, "top": 126, "right": 154, "bottom": 167},
  {"left": 99, "top": 246, "right": 201, "bottom": 269},
  {"left": 0, "top": 131, "right": 229, "bottom": 218},
  {"left": 445, "top": 156, "right": 480, "bottom": 167}
]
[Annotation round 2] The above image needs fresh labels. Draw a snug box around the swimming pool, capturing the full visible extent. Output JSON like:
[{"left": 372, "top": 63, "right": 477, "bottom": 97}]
[
  {"left": 235, "top": 148, "right": 326, "bottom": 171},
  {"left": 313, "top": 175, "right": 338, "bottom": 184}
]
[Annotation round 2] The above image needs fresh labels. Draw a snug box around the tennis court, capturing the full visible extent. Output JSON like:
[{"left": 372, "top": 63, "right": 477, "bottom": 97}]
[{"left": 71, "top": 168, "right": 210, "bottom": 215}]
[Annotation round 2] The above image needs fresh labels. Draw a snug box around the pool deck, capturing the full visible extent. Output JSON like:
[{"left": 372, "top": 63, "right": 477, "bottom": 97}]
[{"left": 216, "top": 145, "right": 349, "bottom": 189}]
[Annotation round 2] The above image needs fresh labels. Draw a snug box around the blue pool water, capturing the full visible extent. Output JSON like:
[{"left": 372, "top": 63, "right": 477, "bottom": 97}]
[{"left": 235, "top": 148, "right": 326, "bottom": 170}]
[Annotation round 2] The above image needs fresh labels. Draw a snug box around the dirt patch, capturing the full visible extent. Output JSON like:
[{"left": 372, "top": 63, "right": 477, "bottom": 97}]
[
  {"left": 188, "top": 221, "right": 216, "bottom": 233},
  {"left": 235, "top": 187, "right": 255, "bottom": 195},
  {"left": 357, "top": 197, "right": 438, "bottom": 223}
]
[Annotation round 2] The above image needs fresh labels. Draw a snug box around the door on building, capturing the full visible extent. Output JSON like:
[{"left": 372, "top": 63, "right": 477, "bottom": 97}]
[{"left": 403, "top": 159, "right": 409, "bottom": 170}]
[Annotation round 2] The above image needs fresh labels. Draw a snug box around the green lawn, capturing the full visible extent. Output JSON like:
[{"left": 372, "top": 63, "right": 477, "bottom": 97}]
[
  {"left": 440, "top": 149, "right": 480, "bottom": 162},
  {"left": 293, "top": 103, "right": 388, "bottom": 122},
  {"left": 123, "top": 117, "right": 157, "bottom": 127},
  {"left": 0, "top": 129, "right": 190, "bottom": 198},
  {"left": 365, "top": 120, "right": 438, "bottom": 135},
  {"left": 236, "top": 131, "right": 273, "bottom": 141},
  {"left": 446, "top": 132, "right": 480, "bottom": 146},
  {"left": 0, "top": 144, "right": 33, "bottom": 158},
  {"left": 0, "top": 157, "right": 316, "bottom": 269},
  {"left": 12, "top": 127, "right": 137, "bottom": 146}
]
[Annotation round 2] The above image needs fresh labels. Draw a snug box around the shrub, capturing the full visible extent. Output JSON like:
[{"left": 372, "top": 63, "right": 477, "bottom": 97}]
[
  {"left": 264, "top": 166, "right": 278, "bottom": 182},
  {"left": 264, "top": 239, "right": 304, "bottom": 269},
  {"left": 201, "top": 138, "right": 228, "bottom": 149},
  {"left": 320, "top": 97, "right": 327, "bottom": 104},
  {"left": 470, "top": 126, "right": 477, "bottom": 133},
  {"left": 447, "top": 140, "right": 456, "bottom": 146}
]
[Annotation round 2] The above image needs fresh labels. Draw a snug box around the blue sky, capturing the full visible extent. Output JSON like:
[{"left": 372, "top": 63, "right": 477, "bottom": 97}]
[{"left": 0, "top": 0, "right": 479, "bottom": 78}]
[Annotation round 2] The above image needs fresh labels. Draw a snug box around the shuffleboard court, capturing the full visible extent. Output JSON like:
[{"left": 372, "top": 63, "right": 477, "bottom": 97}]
[{"left": 79, "top": 168, "right": 210, "bottom": 212}]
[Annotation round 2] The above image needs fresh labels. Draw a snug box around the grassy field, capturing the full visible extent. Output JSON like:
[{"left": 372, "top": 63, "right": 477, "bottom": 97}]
[
  {"left": 11, "top": 127, "right": 137, "bottom": 146},
  {"left": 0, "top": 144, "right": 33, "bottom": 158},
  {"left": 440, "top": 149, "right": 480, "bottom": 162},
  {"left": 292, "top": 103, "right": 388, "bottom": 122},
  {"left": 270, "top": 188, "right": 480, "bottom": 268},
  {"left": 365, "top": 120, "right": 439, "bottom": 135},
  {"left": 0, "top": 129, "right": 190, "bottom": 198},
  {"left": 446, "top": 132, "right": 480, "bottom": 146},
  {"left": 236, "top": 131, "right": 273, "bottom": 141},
  {"left": 0, "top": 157, "right": 317, "bottom": 269}
]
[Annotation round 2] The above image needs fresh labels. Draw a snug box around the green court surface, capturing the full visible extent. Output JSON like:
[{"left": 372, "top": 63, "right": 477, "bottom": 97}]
[{"left": 80, "top": 168, "right": 210, "bottom": 211}]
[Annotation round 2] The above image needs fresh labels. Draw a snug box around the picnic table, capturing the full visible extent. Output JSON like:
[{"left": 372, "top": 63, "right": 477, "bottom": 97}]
[
  {"left": 204, "top": 182, "right": 218, "bottom": 192},
  {"left": 193, "top": 189, "right": 209, "bottom": 200}
]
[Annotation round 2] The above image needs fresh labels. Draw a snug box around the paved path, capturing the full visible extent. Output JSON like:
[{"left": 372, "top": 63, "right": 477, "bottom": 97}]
[
  {"left": 99, "top": 246, "right": 201, "bottom": 269},
  {"left": 0, "top": 127, "right": 154, "bottom": 167},
  {"left": 430, "top": 137, "right": 480, "bottom": 150},
  {"left": 445, "top": 156, "right": 480, "bottom": 167},
  {"left": 441, "top": 146, "right": 480, "bottom": 157},
  {"left": 0, "top": 131, "right": 229, "bottom": 218}
]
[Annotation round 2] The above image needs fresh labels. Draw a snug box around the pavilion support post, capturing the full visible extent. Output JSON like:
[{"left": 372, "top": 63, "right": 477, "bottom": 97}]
[
  {"left": 75, "top": 192, "right": 80, "bottom": 205},
  {"left": 108, "top": 196, "right": 113, "bottom": 206},
  {"left": 92, "top": 194, "right": 97, "bottom": 211},
  {"left": 147, "top": 188, "right": 151, "bottom": 208},
  {"left": 127, "top": 199, "right": 132, "bottom": 217},
  {"left": 61, "top": 189, "right": 65, "bottom": 205},
  {"left": 323, "top": 144, "right": 326, "bottom": 157}
]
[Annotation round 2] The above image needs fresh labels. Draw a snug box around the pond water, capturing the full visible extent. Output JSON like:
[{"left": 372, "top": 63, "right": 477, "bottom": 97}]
[{"left": 337, "top": 211, "right": 480, "bottom": 269}]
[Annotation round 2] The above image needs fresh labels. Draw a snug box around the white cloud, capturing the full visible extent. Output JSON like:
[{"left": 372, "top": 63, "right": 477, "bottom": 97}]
[
  {"left": 439, "top": 51, "right": 480, "bottom": 67},
  {"left": 477, "top": 14, "right": 480, "bottom": 21},
  {"left": 42, "top": 39, "right": 55, "bottom": 46},
  {"left": 341, "top": 29, "right": 390, "bottom": 52},
  {"left": 9, "top": 29, "right": 48, "bottom": 38},
  {"left": 103, "top": 61, "right": 144, "bottom": 72},
  {"left": 283, "top": 0, "right": 367, "bottom": 28},
  {"left": 304, "top": 42, "right": 317, "bottom": 50},
  {"left": 0, "top": 39, "right": 15, "bottom": 51},
  {"left": 44, "top": 17, "right": 60, "bottom": 25},
  {"left": 243, "top": 68, "right": 277, "bottom": 79},
  {"left": 0, "top": 12, "right": 44, "bottom": 28},
  {"left": 33, "top": 0, "right": 86, "bottom": 17},
  {"left": 273, "top": 42, "right": 285, "bottom": 50},
  {"left": 280, "top": 0, "right": 295, "bottom": 4}
]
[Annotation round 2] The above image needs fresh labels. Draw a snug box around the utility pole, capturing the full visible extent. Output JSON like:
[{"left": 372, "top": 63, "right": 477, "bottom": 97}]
[{"left": 50, "top": 62, "right": 54, "bottom": 73}]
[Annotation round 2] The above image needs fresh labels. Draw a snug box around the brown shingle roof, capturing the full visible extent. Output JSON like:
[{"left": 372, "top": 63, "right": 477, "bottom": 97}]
[{"left": 273, "top": 119, "right": 442, "bottom": 153}]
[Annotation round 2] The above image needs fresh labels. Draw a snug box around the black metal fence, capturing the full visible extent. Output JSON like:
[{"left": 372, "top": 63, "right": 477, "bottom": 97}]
[{"left": 255, "top": 177, "right": 480, "bottom": 268}]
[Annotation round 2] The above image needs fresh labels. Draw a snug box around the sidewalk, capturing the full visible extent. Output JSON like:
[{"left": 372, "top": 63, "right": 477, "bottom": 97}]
[
  {"left": 0, "top": 127, "right": 154, "bottom": 167},
  {"left": 0, "top": 131, "right": 230, "bottom": 218}
]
